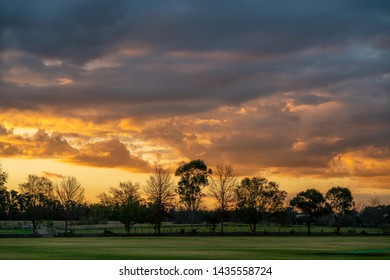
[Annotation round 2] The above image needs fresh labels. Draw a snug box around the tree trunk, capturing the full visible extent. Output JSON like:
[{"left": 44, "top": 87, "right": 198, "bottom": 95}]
[
  {"left": 64, "top": 217, "right": 69, "bottom": 237},
  {"left": 157, "top": 220, "right": 161, "bottom": 235},
  {"left": 190, "top": 210, "right": 194, "bottom": 233},
  {"left": 125, "top": 224, "right": 130, "bottom": 235},
  {"left": 155, "top": 203, "right": 162, "bottom": 235},
  {"left": 220, "top": 203, "right": 225, "bottom": 234},
  {"left": 335, "top": 215, "right": 341, "bottom": 234},
  {"left": 32, "top": 220, "right": 38, "bottom": 237},
  {"left": 307, "top": 216, "right": 312, "bottom": 235}
]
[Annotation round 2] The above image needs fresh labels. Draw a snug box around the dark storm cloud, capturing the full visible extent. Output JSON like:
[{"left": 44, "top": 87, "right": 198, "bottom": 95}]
[
  {"left": 0, "top": 0, "right": 130, "bottom": 63},
  {"left": 1, "top": 0, "right": 389, "bottom": 58},
  {"left": 1, "top": 0, "right": 389, "bottom": 114}
]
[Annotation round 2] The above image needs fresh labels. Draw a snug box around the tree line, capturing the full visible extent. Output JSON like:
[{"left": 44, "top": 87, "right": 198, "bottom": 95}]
[{"left": 0, "top": 160, "right": 389, "bottom": 236}]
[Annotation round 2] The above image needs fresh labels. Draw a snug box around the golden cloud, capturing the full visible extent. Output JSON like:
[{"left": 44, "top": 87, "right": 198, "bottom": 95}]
[
  {"left": 71, "top": 139, "right": 151, "bottom": 172},
  {"left": 0, "top": 124, "right": 150, "bottom": 173}
]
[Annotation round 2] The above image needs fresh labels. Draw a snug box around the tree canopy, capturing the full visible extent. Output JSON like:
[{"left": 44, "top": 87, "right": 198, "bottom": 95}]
[
  {"left": 0, "top": 164, "right": 7, "bottom": 189},
  {"left": 145, "top": 165, "right": 175, "bottom": 235},
  {"left": 290, "top": 188, "right": 326, "bottom": 235},
  {"left": 98, "top": 181, "right": 144, "bottom": 235},
  {"left": 326, "top": 186, "right": 354, "bottom": 234},
  {"left": 175, "top": 159, "right": 212, "bottom": 232},
  {"left": 18, "top": 175, "right": 55, "bottom": 236},
  {"left": 55, "top": 176, "right": 86, "bottom": 236},
  {"left": 235, "top": 177, "right": 287, "bottom": 232},
  {"left": 209, "top": 162, "right": 238, "bottom": 233}
]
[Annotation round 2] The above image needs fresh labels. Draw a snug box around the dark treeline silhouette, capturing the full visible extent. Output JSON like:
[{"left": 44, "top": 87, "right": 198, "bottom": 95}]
[{"left": 0, "top": 161, "right": 389, "bottom": 236}]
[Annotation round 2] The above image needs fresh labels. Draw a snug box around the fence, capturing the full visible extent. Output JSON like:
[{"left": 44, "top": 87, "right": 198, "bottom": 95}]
[{"left": 0, "top": 221, "right": 387, "bottom": 237}]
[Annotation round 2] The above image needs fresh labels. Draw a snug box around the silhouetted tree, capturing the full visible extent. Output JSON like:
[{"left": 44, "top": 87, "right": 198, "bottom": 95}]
[
  {"left": 0, "top": 164, "right": 7, "bottom": 188},
  {"left": 235, "top": 177, "right": 287, "bottom": 233},
  {"left": 369, "top": 197, "right": 381, "bottom": 207},
  {"left": 0, "top": 165, "right": 23, "bottom": 220},
  {"left": 55, "top": 176, "right": 86, "bottom": 236},
  {"left": 360, "top": 204, "right": 390, "bottom": 234},
  {"left": 0, "top": 165, "right": 8, "bottom": 219},
  {"left": 0, "top": 187, "right": 9, "bottom": 220},
  {"left": 98, "top": 181, "right": 143, "bottom": 235},
  {"left": 358, "top": 197, "right": 381, "bottom": 228},
  {"left": 209, "top": 162, "right": 238, "bottom": 233},
  {"left": 7, "top": 190, "right": 22, "bottom": 220},
  {"left": 145, "top": 165, "right": 175, "bottom": 235},
  {"left": 290, "top": 188, "right": 326, "bottom": 235},
  {"left": 19, "top": 175, "right": 54, "bottom": 236},
  {"left": 326, "top": 186, "right": 354, "bottom": 234},
  {"left": 175, "top": 159, "right": 212, "bottom": 232},
  {"left": 87, "top": 203, "right": 111, "bottom": 224}
]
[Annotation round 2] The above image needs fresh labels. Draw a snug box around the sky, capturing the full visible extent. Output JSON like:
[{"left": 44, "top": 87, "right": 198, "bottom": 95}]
[{"left": 0, "top": 0, "right": 389, "bottom": 204}]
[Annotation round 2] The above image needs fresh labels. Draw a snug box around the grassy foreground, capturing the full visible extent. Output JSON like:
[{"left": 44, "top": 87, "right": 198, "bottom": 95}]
[{"left": 0, "top": 235, "right": 389, "bottom": 260}]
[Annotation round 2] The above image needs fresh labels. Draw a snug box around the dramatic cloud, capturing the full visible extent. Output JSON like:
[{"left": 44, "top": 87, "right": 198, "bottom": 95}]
[
  {"left": 0, "top": 126, "right": 150, "bottom": 172},
  {"left": 0, "top": 1, "right": 389, "bottom": 200},
  {"left": 140, "top": 96, "right": 390, "bottom": 180},
  {"left": 1, "top": 0, "right": 389, "bottom": 117},
  {"left": 71, "top": 138, "right": 151, "bottom": 172}
]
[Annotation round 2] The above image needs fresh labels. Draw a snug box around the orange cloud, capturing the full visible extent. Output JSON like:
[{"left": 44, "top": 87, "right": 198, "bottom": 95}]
[
  {"left": 327, "top": 150, "right": 390, "bottom": 178},
  {"left": 1, "top": 89, "right": 389, "bottom": 199},
  {"left": 71, "top": 139, "right": 151, "bottom": 172},
  {"left": 0, "top": 124, "right": 150, "bottom": 173},
  {"left": 0, "top": 127, "right": 76, "bottom": 157}
]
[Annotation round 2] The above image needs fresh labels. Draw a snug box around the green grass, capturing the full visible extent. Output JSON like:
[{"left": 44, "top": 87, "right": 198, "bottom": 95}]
[{"left": 0, "top": 235, "right": 389, "bottom": 260}]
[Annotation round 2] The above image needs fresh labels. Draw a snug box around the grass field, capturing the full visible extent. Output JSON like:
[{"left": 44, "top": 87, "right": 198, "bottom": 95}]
[{"left": 0, "top": 235, "right": 389, "bottom": 260}]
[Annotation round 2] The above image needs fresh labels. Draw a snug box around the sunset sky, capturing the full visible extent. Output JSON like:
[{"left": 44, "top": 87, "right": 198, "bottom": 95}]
[{"left": 0, "top": 0, "right": 389, "bottom": 204}]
